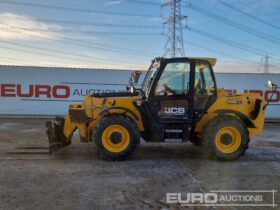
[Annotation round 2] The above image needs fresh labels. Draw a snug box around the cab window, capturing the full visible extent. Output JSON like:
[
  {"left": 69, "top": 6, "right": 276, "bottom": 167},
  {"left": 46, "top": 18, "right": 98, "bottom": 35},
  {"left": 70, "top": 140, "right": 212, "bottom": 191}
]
[
  {"left": 155, "top": 62, "right": 190, "bottom": 96},
  {"left": 194, "top": 61, "right": 216, "bottom": 109}
]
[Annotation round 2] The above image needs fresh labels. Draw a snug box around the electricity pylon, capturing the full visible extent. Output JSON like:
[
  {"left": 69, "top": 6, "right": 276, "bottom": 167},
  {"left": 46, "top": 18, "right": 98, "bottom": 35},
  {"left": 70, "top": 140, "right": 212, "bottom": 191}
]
[{"left": 162, "top": 0, "right": 187, "bottom": 58}]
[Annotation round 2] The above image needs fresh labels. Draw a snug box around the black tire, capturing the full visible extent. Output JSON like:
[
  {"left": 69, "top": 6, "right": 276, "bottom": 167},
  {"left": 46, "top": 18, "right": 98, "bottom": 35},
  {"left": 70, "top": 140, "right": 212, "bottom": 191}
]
[
  {"left": 202, "top": 115, "right": 250, "bottom": 161},
  {"left": 92, "top": 115, "right": 140, "bottom": 160}
]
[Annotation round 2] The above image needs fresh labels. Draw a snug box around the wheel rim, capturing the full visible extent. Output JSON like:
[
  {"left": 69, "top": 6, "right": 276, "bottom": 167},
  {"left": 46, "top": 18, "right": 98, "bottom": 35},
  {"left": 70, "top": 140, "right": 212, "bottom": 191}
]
[
  {"left": 215, "top": 127, "right": 241, "bottom": 154},
  {"left": 102, "top": 125, "right": 130, "bottom": 153}
]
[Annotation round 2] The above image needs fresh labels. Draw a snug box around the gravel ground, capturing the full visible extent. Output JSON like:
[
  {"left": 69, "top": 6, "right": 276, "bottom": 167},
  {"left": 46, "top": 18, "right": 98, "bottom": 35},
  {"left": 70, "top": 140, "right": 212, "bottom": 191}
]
[{"left": 0, "top": 119, "right": 279, "bottom": 210}]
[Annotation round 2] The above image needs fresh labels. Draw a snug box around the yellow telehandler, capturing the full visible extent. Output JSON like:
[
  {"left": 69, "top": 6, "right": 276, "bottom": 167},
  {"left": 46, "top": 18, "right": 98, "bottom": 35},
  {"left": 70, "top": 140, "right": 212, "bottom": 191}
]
[{"left": 46, "top": 57, "right": 277, "bottom": 160}]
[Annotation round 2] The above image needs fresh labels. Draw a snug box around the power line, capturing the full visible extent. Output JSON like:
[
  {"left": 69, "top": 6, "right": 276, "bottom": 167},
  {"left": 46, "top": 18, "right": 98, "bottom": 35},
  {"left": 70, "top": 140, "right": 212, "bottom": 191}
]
[
  {"left": 185, "top": 41, "right": 259, "bottom": 64},
  {"left": 0, "top": 45, "right": 147, "bottom": 69},
  {"left": 0, "top": 28, "right": 156, "bottom": 67},
  {"left": 239, "top": 1, "right": 280, "bottom": 22},
  {"left": 0, "top": 0, "right": 158, "bottom": 18},
  {"left": 108, "top": 0, "right": 161, "bottom": 6},
  {"left": 0, "top": 27, "right": 158, "bottom": 58},
  {"left": 0, "top": 45, "right": 98, "bottom": 63},
  {"left": 186, "top": 3, "right": 280, "bottom": 45},
  {"left": 0, "top": 40, "right": 102, "bottom": 61},
  {"left": 1, "top": 16, "right": 161, "bottom": 29},
  {"left": 1, "top": 26, "right": 273, "bottom": 66},
  {"left": 7, "top": 24, "right": 270, "bottom": 63},
  {"left": 0, "top": 56, "right": 50, "bottom": 66},
  {"left": 187, "top": 26, "right": 280, "bottom": 64},
  {"left": 0, "top": 27, "right": 161, "bottom": 36},
  {"left": 0, "top": 56, "right": 25, "bottom": 61},
  {"left": 0, "top": 0, "right": 162, "bottom": 59},
  {"left": 0, "top": 56, "right": 27, "bottom": 63},
  {"left": 64, "top": 37, "right": 157, "bottom": 56},
  {"left": 0, "top": 39, "right": 145, "bottom": 65},
  {"left": 215, "top": 0, "right": 280, "bottom": 31},
  {"left": 187, "top": 26, "right": 280, "bottom": 59},
  {"left": 188, "top": 27, "right": 264, "bottom": 56}
]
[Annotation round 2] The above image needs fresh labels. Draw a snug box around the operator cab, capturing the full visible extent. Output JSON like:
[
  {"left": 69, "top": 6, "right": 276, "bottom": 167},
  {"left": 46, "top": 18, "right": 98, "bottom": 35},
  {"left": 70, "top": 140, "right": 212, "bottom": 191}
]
[{"left": 135, "top": 57, "right": 218, "bottom": 142}]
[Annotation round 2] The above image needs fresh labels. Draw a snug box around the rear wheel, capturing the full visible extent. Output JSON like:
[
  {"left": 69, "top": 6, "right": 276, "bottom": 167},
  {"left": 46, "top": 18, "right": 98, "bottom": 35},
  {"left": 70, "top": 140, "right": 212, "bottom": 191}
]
[
  {"left": 92, "top": 115, "right": 140, "bottom": 160},
  {"left": 202, "top": 116, "right": 249, "bottom": 160}
]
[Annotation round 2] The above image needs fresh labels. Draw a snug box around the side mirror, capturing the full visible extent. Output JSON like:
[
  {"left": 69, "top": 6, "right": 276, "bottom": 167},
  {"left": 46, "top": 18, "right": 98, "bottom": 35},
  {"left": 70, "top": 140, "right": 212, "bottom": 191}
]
[
  {"left": 130, "top": 86, "right": 136, "bottom": 94},
  {"left": 129, "top": 71, "right": 141, "bottom": 85},
  {"left": 267, "top": 80, "right": 277, "bottom": 91},
  {"left": 127, "top": 71, "right": 142, "bottom": 93},
  {"left": 268, "top": 80, "right": 273, "bottom": 91}
]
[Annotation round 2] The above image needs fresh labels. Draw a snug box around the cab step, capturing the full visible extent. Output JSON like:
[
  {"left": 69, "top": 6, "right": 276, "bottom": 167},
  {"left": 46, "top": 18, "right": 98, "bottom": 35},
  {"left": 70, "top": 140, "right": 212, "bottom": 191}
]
[
  {"left": 165, "top": 129, "right": 183, "bottom": 133},
  {"left": 164, "top": 138, "right": 183, "bottom": 143},
  {"left": 164, "top": 128, "right": 184, "bottom": 142}
]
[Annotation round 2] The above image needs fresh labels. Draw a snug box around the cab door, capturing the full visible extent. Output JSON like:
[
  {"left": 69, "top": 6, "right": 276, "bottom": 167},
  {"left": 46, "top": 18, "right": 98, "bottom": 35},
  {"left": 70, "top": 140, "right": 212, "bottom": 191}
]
[
  {"left": 147, "top": 59, "right": 194, "bottom": 123},
  {"left": 193, "top": 60, "right": 217, "bottom": 121}
]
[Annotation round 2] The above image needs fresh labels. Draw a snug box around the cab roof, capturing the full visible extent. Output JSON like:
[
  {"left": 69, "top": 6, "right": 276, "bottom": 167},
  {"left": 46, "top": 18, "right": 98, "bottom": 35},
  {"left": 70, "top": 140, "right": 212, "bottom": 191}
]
[
  {"left": 189, "top": 57, "right": 217, "bottom": 66},
  {"left": 155, "top": 57, "right": 217, "bottom": 67}
]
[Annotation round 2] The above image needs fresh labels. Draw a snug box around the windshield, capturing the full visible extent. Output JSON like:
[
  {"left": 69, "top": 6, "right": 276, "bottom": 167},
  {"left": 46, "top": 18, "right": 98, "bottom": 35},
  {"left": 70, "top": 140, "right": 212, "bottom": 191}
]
[{"left": 141, "top": 62, "right": 160, "bottom": 97}]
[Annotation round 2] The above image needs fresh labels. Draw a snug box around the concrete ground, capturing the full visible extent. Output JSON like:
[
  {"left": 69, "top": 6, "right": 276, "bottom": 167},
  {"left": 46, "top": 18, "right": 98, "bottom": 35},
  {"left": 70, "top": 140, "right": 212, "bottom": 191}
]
[{"left": 0, "top": 119, "right": 279, "bottom": 210}]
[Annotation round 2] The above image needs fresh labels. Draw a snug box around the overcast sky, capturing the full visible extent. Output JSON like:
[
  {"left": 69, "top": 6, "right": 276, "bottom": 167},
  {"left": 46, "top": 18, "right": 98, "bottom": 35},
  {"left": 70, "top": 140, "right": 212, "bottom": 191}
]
[{"left": 0, "top": 0, "right": 280, "bottom": 73}]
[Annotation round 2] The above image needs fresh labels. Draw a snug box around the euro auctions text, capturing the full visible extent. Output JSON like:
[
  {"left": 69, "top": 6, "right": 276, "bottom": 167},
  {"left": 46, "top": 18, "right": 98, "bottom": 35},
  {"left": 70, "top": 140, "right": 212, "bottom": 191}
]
[
  {"left": 166, "top": 190, "right": 277, "bottom": 207},
  {"left": 0, "top": 83, "right": 126, "bottom": 99}
]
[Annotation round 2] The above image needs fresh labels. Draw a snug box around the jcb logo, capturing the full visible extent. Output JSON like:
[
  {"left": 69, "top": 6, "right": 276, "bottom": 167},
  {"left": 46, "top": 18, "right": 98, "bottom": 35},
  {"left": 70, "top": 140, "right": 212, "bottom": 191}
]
[{"left": 164, "top": 107, "right": 185, "bottom": 115}]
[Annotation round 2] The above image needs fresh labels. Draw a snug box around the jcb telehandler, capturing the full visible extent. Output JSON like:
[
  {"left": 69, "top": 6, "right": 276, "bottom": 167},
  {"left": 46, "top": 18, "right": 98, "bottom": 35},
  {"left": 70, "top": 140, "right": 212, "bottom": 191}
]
[{"left": 46, "top": 57, "right": 277, "bottom": 160}]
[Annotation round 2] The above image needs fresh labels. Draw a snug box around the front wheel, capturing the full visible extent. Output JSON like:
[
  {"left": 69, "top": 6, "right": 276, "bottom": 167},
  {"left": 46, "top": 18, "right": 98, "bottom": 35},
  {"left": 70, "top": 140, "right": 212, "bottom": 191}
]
[
  {"left": 202, "top": 116, "right": 250, "bottom": 161},
  {"left": 92, "top": 115, "right": 140, "bottom": 160}
]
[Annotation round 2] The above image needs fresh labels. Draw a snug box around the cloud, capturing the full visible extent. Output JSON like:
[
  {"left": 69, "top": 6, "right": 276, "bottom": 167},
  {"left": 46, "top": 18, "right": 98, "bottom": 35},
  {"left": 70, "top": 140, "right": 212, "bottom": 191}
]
[
  {"left": 0, "top": 13, "right": 63, "bottom": 40},
  {"left": 105, "top": 0, "right": 125, "bottom": 6}
]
